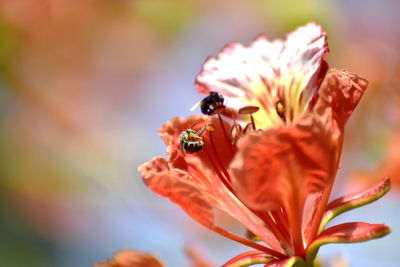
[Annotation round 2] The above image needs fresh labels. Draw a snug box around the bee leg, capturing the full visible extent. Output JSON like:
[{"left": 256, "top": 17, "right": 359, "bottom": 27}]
[{"left": 197, "top": 123, "right": 215, "bottom": 137}]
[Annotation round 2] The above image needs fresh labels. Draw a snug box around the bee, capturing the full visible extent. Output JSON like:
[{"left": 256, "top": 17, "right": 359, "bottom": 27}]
[
  {"left": 179, "top": 124, "right": 215, "bottom": 154},
  {"left": 191, "top": 91, "right": 225, "bottom": 115}
]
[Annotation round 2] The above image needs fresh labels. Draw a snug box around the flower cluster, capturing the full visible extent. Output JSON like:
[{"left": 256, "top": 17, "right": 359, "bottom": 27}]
[{"left": 139, "top": 23, "right": 391, "bottom": 267}]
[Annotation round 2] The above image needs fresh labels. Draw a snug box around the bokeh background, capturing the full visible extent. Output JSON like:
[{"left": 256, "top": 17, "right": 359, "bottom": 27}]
[{"left": 0, "top": 0, "right": 399, "bottom": 266}]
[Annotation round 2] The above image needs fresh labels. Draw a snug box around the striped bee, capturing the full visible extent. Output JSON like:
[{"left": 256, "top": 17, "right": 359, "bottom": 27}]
[{"left": 179, "top": 124, "right": 215, "bottom": 154}]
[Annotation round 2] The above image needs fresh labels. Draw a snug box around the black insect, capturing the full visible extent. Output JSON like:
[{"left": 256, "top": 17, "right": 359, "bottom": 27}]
[{"left": 200, "top": 91, "right": 225, "bottom": 115}]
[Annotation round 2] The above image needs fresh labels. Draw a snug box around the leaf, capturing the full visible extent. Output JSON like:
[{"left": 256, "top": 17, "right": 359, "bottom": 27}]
[
  {"left": 306, "top": 222, "right": 391, "bottom": 263},
  {"left": 319, "top": 177, "right": 391, "bottom": 233}
]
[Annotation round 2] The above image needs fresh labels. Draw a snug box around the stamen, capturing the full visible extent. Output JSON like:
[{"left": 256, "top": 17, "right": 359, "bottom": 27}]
[
  {"left": 254, "top": 210, "right": 291, "bottom": 251},
  {"left": 208, "top": 131, "right": 232, "bottom": 183},
  {"left": 243, "top": 123, "right": 255, "bottom": 135},
  {"left": 218, "top": 114, "right": 235, "bottom": 155},
  {"left": 204, "top": 142, "right": 233, "bottom": 192},
  {"left": 250, "top": 114, "right": 256, "bottom": 130},
  {"left": 211, "top": 226, "right": 286, "bottom": 259},
  {"left": 239, "top": 106, "right": 260, "bottom": 131},
  {"left": 229, "top": 124, "right": 242, "bottom": 146},
  {"left": 271, "top": 210, "right": 291, "bottom": 246}
]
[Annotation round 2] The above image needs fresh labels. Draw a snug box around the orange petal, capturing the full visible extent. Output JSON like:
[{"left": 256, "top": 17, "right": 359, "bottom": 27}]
[
  {"left": 139, "top": 157, "right": 282, "bottom": 252},
  {"left": 314, "top": 69, "right": 368, "bottom": 143},
  {"left": 93, "top": 250, "right": 163, "bottom": 267},
  {"left": 138, "top": 157, "right": 214, "bottom": 227},
  {"left": 230, "top": 115, "right": 336, "bottom": 211},
  {"left": 230, "top": 115, "right": 336, "bottom": 254},
  {"left": 195, "top": 23, "right": 329, "bottom": 128}
]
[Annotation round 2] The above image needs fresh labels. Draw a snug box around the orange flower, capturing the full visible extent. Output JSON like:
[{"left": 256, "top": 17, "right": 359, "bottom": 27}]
[{"left": 139, "top": 23, "right": 391, "bottom": 266}]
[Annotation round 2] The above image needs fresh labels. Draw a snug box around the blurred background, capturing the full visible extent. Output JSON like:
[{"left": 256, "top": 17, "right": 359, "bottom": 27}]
[{"left": 0, "top": 0, "right": 399, "bottom": 266}]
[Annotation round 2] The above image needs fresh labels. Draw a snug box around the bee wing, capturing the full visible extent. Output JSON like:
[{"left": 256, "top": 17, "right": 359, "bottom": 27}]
[{"left": 190, "top": 100, "right": 202, "bottom": 112}]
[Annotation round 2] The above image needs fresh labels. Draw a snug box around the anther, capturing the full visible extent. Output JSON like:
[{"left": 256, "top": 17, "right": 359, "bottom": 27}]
[
  {"left": 276, "top": 100, "right": 286, "bottom": 119},
  {"left": 239, "top": 106, "right": 259, "bottom": 130},
  {"left": 229, "top": 124, "right": 242, "bottom": 146}
]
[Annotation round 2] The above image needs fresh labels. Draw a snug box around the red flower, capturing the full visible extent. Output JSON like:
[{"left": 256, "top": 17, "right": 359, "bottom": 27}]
[{"left": 139, "top": 23, "right": 391, "bottom": 266}]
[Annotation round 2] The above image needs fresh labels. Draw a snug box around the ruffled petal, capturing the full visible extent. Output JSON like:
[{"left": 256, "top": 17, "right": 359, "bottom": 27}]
[
  {"left": 195, "top": 23, "right": 329, "bottom": 129},
  {"left": 138, "top": 157, "right": 214, "bottom": 227},
  {"left": 222, "top": 250, "right": 273, "bottom": 267},
  {"left": 314, "top": 69, "right": 368, "bottom": 144},
  {"left": 139, "top": 158, "right": 281, "bottom": 253},
  {"left": 93, "top": 250, "right": 163, "bottom": 267},
  {"left": 319, "top": 177, "right": 391, "bottom": 233},
  {"left": 265, "top": 256, "right": 306, "bottom": 267},
  {"left": 230, "top": 115, "right": 335, "bottom": 210},
  {"left": 306, "top": 222, "right": 391, "bottom": 263},
  {"left": 230, "top": 115, "right": 336, "bottom": 254}
]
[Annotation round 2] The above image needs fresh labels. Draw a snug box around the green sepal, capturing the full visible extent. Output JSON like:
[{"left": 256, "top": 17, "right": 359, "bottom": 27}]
[
  {"left": 306, "top": 222, "right": 391, "bottom": 264},
  {"left": 318, "top": 177, "right": 390, "bottom": 233},
  {"left": 222, "top": 250, "right": 272, "bottom": 267},
  {"left": 265, "top": 256, "right": 306, "bottom": 267}
]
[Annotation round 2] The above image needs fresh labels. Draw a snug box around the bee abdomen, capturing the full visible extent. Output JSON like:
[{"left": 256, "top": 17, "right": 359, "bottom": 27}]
[{"left": 183, "top": 140, "right": 204, "bottom": 154}]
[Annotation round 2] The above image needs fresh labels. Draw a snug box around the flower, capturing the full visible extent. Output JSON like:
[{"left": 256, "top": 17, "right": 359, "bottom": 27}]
[{"left": 138, "top": 23, "right": 391, "bottom": 267}]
